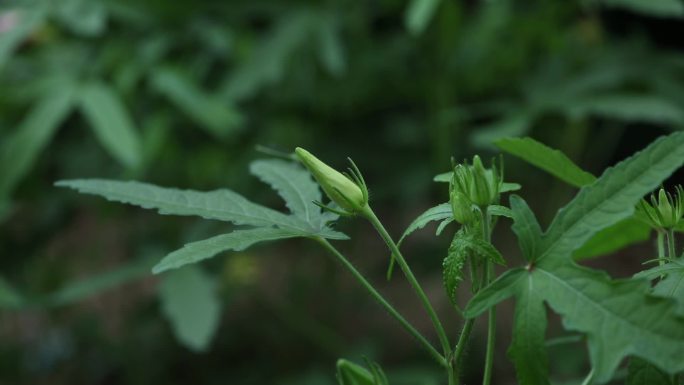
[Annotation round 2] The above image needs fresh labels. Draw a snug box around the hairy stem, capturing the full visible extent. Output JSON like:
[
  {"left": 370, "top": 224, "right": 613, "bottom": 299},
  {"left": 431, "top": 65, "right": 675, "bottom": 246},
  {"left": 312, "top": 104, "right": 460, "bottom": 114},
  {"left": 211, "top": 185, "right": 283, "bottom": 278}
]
[
  {"left": 314, "top": 237, "right": 446, "bottom": 367},
  {"left": 361, "top": 207, "right": 452, "bottom": 358},
  {"left": 452, "top": 318, "right": 475, "bottom": 385}
]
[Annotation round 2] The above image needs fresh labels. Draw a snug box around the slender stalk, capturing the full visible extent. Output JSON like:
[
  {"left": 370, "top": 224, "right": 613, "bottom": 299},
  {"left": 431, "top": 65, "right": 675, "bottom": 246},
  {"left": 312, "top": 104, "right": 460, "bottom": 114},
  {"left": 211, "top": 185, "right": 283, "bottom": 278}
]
[
  {"left": 482, "top": 263, "right": 496, "bottom": 385},
  {"left": 482, "top": 209, "right": 496, "bottom": 385},
  {"left": 361, "top": 207, "right": 452, "bottom": 358},
  {"left": 667, "top": 228, "right": 677, "bottom": 259},
  {"left": 313, "top": 237, "right": 447, "bottom": 367},
  {"left": 658, "top": 231, "right": 666, "bottom": 265}
]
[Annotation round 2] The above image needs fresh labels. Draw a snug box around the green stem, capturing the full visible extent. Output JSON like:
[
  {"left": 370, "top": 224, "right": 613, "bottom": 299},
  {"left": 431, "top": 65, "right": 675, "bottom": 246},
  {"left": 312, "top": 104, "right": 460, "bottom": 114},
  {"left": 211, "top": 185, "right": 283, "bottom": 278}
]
[
  {"left": 362, "top": 207, "right": 452, "bottom": 358},
  {"left": 482, "top": 209, "right": 496, "bottom": 385},
  {"left": 667, "top": 228, "right": 677, "bottom": 260},
  {"left": 452, "top": 318, "right": 475, "bottom": 385},
  {"left": 482, "top": 263, "right": 496, "bottom": 385},
  {"left": 658, "top": 231, "right": 666, "bottom": 265},
  {"left": 313, "top": 237, "right": 446, "bottom": 367}
]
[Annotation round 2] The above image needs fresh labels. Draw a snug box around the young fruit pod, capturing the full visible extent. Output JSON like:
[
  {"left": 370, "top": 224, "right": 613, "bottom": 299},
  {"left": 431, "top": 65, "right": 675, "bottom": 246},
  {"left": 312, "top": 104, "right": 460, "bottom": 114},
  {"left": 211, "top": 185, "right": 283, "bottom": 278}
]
[
  {"left": 451, "top": 155, "right": 503, "bottom": 208},
  {"left": 637, "top": 186, "right": 684, "bottom": 230},
  {"left": 295, "top": 147, "right": 369, "bottom": 214}
]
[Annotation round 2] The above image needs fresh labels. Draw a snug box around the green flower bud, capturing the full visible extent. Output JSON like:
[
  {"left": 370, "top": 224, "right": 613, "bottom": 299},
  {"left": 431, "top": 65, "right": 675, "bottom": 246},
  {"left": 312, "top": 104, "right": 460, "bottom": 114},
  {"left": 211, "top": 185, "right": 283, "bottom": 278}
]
[
  {"left": 295, "top": 147, "right": 368, "bottom": 213},
  {"left": 450, "top": 190, "right": 477, "bottom": 225},
  {"left": 637, "top": 186, "right": 684, "bottom": 230},
  {"left": 451, "top": 155, "right": 502, "bottom": 208}
]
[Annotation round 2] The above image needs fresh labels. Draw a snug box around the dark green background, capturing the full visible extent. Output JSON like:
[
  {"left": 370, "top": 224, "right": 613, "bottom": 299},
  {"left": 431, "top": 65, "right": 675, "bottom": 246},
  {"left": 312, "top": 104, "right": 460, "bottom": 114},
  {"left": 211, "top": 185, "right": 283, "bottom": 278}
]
[{"left": 1, "top": 0, "right": 683, "bottom": 384}]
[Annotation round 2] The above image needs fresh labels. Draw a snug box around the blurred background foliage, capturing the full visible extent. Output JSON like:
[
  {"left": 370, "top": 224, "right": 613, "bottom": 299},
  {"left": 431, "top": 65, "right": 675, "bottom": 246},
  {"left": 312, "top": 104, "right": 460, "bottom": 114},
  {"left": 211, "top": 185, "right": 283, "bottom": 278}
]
[{"left": 1, "top": 0, "right": 684, "bottom": 383}]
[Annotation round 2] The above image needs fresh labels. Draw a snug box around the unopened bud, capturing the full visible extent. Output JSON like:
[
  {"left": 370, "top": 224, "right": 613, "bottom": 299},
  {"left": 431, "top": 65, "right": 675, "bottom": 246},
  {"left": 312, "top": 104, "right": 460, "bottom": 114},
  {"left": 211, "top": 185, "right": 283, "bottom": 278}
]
[
  {"left": 638, "top": 186, "right": 684, "bottom": 229},
  {"left": 451, "top": 155, "right": 502, "bottom": 208},
  {"left": 450, "top": 190, "right": 477, "bottom": 225},
  {"left": 295, "top": 147, "right": 368, "bottom": 213}
]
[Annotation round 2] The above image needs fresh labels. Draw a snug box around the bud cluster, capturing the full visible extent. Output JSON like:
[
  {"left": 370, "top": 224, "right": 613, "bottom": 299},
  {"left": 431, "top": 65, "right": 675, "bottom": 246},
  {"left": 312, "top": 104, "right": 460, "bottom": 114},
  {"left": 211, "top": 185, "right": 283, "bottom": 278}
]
[
  {"left": 637, "top": 186, "right": 684, "bottom": 230},
  {"left": 449, "top": 155, "right": 503, "bottom": 225}
]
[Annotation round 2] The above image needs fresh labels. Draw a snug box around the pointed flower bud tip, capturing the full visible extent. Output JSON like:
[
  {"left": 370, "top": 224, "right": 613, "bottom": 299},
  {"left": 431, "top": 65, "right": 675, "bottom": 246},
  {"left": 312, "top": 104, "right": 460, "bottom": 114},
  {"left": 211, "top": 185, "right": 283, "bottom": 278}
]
[
  {"left": 451, "top": 155, "right": 502, "bottom": 208},
  {"left": 295, "top": 147, "right": 368, "bottom": 213},
  {"left": 637, "top": 186, "right": 684, "bottom": 230}
]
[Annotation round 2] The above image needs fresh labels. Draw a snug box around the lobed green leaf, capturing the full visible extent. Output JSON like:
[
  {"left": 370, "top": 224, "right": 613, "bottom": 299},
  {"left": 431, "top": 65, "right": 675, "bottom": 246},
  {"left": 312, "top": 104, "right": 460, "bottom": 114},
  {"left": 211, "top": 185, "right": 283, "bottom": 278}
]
[
  {"left": 508, "top": 275, "right": 550, "bottom": 385},
  {"left": 533, "top": 263, "right": 684, "bottom": 383},
  {"left": 56, "top": 179, "right": 313, "bottom": 232},
  {"left": 249, "top": 159, "right": 327, "bottom": 226},
  {"left": 541, "top": 132, "right": 684, "bottom": 263}
]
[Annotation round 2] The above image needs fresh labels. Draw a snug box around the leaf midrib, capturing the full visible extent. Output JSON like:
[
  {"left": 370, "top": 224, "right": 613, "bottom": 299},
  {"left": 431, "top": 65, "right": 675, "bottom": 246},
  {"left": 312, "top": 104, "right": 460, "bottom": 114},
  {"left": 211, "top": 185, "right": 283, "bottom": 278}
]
[
  {"left": 539, "top": 146, "right": 674, "bottom": 262},
  {"left": 87, "top": 183, "right": 313, "bottom": 233},
  {"left": 536, "top": 267, "right": 681, "bottom": 343}
]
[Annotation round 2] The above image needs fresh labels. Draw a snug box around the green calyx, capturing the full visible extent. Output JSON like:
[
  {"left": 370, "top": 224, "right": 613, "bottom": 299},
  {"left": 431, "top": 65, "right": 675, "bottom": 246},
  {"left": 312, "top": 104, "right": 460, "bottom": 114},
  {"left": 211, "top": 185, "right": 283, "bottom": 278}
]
[
  {"left": 637, "top": 186, "right": 684, "bottom": 230},
  {"left": 450, "top": 190, "right": 477, "bottom": 225},
  {"left": 295, "top": 147, "right": 369, "bottom": 214},
  {"left": 451, "top": 155, "right": 503, "bottom": 210}
]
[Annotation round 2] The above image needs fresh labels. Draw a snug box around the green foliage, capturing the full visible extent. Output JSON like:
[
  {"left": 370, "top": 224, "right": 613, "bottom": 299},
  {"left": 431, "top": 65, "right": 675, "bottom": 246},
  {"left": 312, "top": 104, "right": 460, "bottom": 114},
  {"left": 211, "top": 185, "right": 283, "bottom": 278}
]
[
  {"left": 387, "top": 203, "right": 452, "bottom": 279},
  {"left": 250, "top": 159, "right": 328, "bottom": 226},
  {"left": 467, "top": 132, "right": 684, "bottom": 384},
  {"left": 0, "top": 258, "right": 153, "bottom": 309},
  {"left": 495, "top": 137, "right": 596, "bottom": 188},
  {"left": 442, "top": 229, "right": 504, "bottom": 305},
  {"left": 0, "top": 86, "right": 76, "bottom": 206},
  {"left": 43, "top": 258, "right": 153, "bottom": 307},
  {"left": 442, "top": 231, "right": 468, "bottom": 305},
  {"left": 6, "top": 0, "right": 684, "bottom": 382},
  {"left": 509, "top": 195, "right": 542, "bottom": 262},
  {"left": 508, "top": 276, "right": 549, "bottom": 385},
  {"left": 568, "top": 94, "right": 684, "bottom": 125},
  {"left": 499, "top": 136, "right": 661, "bottom": 260},
  {"left": 78, "top": 81, "right": 142, "bottom": 168},
  {"left": 150, "top": 67, "right": 243, "bottom": 139},
  {"left": 159, "top": 265, "right": 221, "bottom": 352},
  {"left": 598, "top": 0, "right": 684, "bottom": 18},
  {"left": 636, "top": 257, "right": 684, "bottom": 315},
  {"left": 0, "top": 276, "right": 24, "bottom": 309},
  {"left": 405, "top": 0, "right": 442, "bottom": 36},
  {"left": 398, "top": 203, "right": 452, "bottom": 244},
  {"left": 152, "top": 228, "right": 301, "bottom": 274},
  {"left": 626, "top": 358, "right": 674, "bottom": 385},
  {"left": 573, "top": 218, "right": 651, "bottom": 260},
  {"left": 336, "top": 359, "right": 388, "bottom": 385},
  {"left": 58, "top": 159, "right": 347, "bottom": 274}
]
